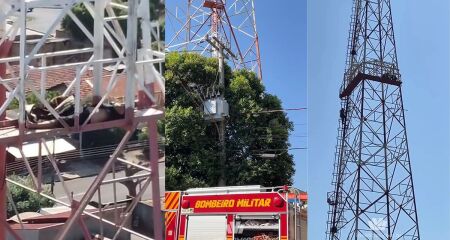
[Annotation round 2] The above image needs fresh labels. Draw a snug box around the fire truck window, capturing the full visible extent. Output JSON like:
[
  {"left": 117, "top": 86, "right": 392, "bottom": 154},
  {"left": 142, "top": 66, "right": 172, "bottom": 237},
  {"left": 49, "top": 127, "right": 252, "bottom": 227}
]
[
  {"left": 234, "top": 218, "right": 280, "bottom": 240},
  {"left": 186, "top": 215, "right": 227, "bottom": 240}
]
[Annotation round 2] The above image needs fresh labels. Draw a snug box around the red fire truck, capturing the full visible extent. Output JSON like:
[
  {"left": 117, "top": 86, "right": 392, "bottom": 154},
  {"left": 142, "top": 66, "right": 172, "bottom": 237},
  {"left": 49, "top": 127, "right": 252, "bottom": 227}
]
[{"left": 165, "top": 186, "right": 307, "bottom": 240}]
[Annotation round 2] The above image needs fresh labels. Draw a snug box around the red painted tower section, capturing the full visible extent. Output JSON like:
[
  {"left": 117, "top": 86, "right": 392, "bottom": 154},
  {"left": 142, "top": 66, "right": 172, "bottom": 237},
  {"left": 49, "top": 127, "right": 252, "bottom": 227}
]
[
  {"left": 0, "top": 40, "right": 13, "bottom": 239},
  {"left": 139, "top": 82, "right": 164, "bottom": 240}
]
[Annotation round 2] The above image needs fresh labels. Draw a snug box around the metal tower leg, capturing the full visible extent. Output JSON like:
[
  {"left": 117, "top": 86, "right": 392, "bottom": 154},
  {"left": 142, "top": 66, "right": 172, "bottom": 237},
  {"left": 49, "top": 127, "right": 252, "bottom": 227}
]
[
  {"left": 148, "top": 119, "right": 163, "bottom": 240},
  {"left": 0, "top": 87, "right": 5, "bottom": 240},
  {"left": 0, "top": 39, "right": 12, "bottom": 240}
]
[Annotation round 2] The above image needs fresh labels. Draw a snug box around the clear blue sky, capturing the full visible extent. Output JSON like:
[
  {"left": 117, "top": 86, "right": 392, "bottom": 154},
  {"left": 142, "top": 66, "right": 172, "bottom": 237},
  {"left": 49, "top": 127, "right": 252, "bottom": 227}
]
[
  {"left": 255, "top": 1, "right": 307, "bottom": 191},
  {"left": 309, "top": 0, "right": 450, "bottom": 239},
  {"left": 165, "top": 1, "right": 308, "bottom": 190}
]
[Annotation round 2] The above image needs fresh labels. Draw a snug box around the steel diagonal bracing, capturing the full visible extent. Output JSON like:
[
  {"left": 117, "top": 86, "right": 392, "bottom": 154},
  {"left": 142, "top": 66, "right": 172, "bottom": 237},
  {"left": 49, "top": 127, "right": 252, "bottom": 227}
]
[
  {"left": 0, "top": 0, "right": 165, "bottom": 239},
  {"left": 167, "top": 0, "right": 262, "bottom": 80},
  {"left": 327, "top": 0, "right": 420, "bottom": 239}
]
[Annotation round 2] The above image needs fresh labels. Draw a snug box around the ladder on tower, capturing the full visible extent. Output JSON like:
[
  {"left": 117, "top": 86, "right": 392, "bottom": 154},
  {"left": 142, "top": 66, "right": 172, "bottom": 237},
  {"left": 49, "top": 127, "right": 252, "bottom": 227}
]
[
  {"left": 326, "top": 97, "right": 352, "bottom": 237},
  {"left": 345, "top": 2, "right": 358, "bottom": 67}
]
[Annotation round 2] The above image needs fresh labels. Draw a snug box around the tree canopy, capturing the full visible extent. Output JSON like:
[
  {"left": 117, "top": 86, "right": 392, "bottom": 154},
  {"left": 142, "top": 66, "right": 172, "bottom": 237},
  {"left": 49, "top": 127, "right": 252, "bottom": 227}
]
[
  {"left": 62, "top": 0, "right": 165, "bottom": 42},
  {"left": 165, "top": 52, "right": 295, "bottom": 190},
  {"left": 7, "top": 175, "right": 55, "bottom": 218}
]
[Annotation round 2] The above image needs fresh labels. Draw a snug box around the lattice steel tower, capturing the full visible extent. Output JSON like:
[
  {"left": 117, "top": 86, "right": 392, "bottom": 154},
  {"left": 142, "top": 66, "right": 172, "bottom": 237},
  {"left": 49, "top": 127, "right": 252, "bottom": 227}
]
[
  {"left": 326, "top": 1, "right": 420, "bottom": 239},
  {"left": 166, "top": 0, "right": 262, "bottom": 79},
  {"left": 0, "top": 0, "right": 165, "bottom": 239}
]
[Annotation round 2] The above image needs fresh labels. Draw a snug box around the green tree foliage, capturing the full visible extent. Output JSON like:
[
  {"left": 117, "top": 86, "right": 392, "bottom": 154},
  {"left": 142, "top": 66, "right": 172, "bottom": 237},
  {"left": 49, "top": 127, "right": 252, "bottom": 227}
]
[
  {"left": 165, "top": 52, "right": 295, "bottom": 190},
  {"left": 61, "top": 3, "right": 96, "bottom": 41},
  {"left": 151, "top": 0, "right": 165, "bottom": 41},
  {"left": 7, "top": 175, "right": 55, "bottom": 218},
  {"left": 62, "top": 0, "right": 164, "bottom": 42},
  {"left": 150, "top": 0, "right": 165, "bottom": 21},
  {"left": 9, "top": 91, "right": 59, "bottom": 110}
]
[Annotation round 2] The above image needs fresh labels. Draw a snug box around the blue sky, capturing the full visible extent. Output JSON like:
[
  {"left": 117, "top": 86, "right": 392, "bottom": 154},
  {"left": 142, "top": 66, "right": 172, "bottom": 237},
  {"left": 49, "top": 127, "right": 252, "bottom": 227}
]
[
  {"left": 309, "top": 0, "right": 450, "bottom": 239},
  {"left": 255, "top": 1, "right": 307, "bottom": 191}
]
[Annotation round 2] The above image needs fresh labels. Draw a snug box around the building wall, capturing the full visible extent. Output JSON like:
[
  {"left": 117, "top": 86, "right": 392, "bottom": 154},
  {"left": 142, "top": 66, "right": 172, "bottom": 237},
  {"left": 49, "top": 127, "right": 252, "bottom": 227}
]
[
  {"left": 10, "top": 38, "right": 113, "bottom": 66},
  {"left": 288, "top": 206, "right": 308, "bottom": 240}
]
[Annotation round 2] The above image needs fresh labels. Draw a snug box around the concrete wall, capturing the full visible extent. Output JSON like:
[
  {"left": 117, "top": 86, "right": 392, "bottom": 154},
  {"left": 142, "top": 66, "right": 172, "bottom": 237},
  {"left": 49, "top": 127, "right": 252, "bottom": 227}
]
[
  {"left": 132, "top": 202, "right": 164, "bottom": 239},
  {"left": 288, "top": 206, "right": 308, "bottom": 240},
  {"left": 10, "top": 38, "right": 113, "bottom": 66}
]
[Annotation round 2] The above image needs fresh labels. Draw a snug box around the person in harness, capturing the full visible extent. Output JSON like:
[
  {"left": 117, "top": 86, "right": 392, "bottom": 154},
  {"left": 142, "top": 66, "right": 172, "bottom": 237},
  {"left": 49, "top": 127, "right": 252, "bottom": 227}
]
[{"left": 340, "top": 108, "right": 346, "bottom": 125}]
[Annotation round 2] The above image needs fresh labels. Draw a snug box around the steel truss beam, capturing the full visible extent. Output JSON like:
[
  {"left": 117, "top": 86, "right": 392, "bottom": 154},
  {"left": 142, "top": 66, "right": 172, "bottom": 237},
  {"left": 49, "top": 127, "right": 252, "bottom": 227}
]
[
  {"left": 326, "top": 1, "right": 420, "bottom": 239},
  {"left": 166, "top": 0, "right": 263, "bottom": 80},
  {"left": 0, "top": 0, "right": 165, "bottom": 239}
]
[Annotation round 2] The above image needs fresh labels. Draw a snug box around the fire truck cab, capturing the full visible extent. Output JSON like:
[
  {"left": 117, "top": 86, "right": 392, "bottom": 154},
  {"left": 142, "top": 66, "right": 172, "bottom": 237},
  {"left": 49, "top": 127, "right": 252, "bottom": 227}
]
[{"left": 165, "top": 186, "right": 307, "bottom": 240}]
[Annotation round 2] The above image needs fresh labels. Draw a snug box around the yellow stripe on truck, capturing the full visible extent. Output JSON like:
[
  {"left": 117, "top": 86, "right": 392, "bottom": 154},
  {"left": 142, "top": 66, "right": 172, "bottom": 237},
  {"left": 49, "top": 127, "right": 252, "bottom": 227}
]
[
  {"left": 165, "top": 212, "right": 176, "bottom": 225},
  {"left": 165, "top": 192, "right": 181, "bottom": 210}
]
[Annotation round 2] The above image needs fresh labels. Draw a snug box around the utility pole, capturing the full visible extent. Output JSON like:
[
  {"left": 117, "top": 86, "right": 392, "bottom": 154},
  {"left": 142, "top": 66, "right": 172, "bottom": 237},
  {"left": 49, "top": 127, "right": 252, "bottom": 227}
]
[
  {"left": 203, "top": 34, "right": 230, "bottom": 186},
  {"left": 217, "top": 39, "right": 227, "bottom": 186},
  {"left": 326, "top": 1, "right": 420, "bottom": 239},
  {"left": 211, "top": 5, "right": 227, "bottom": 186}
]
